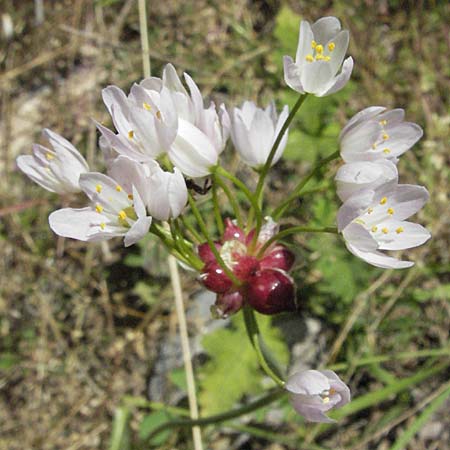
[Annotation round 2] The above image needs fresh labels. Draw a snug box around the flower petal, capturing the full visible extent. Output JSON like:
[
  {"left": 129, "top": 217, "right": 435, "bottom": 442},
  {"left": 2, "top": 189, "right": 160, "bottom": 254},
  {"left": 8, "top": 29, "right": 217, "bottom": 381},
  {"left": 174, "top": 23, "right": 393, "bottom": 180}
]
[
  {"left": 311, "top": 16, "right": 341, "bottom": 44},
  {"left": 375, "top": 220, "right": 431, "bottom": 251},
  {"left": 285, "top": 370, "right": 330, "bottom": 396},
  {"left": 319, "top": 56, "right": 354, "bottom": 97},
  {"left": 124, "top": 215, "right": 152, "bottom": 247},
  {"left": 342, "top": 222, "right": 378, "bottom": 252},
  {"left": 283, "top": 56, "right": 305, "bottom": 93},
  {"left": 346, "top": 243, "right": 414, "bottom": 269}
]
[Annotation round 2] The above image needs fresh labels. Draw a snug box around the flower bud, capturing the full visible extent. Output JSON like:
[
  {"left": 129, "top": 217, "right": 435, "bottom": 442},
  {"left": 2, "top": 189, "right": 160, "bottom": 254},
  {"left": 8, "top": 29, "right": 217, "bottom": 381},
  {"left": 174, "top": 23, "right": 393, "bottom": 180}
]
[
  {"left": 246, "top": 269, "right": 296, "bottom": 315},
  {"left": 199, "top": 262, "right": 232, "bottom": 293},
  {"left": 233, "top": 255, "right": 260, "bottom": 282},
  {"left": 260, "top": 245, "right": 295, "bottom": 271},
  {"left": 197, "top": 241, "right": 222, "bottom": 265},
  {"left": 223, "top": 218, "right": 246, "bottom": 242}
]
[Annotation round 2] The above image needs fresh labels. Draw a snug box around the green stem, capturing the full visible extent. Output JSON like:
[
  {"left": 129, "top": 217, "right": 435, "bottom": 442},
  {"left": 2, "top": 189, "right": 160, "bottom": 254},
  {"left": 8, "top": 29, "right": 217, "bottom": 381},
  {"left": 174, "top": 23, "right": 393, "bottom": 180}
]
[
  {"left": 188, "top": 194, "right": 241, "bottom": 286},
  {"left": 254, "top": 94, "right": 308, "bottom": 206},
  {"left": 145, "top": 388, "right": 285, "bottom": 442},
  {"left": 243, "top": 306, "right": 285, "bottom": 387},
  {"left": 257, "top": 226, "right": 338, "bottom": 257},
  {"left": 213, "top": 173, "right": 243, "bottom": 228},
  {"left": 173, "top": 219, "right": 204, "bottom": 270},
  {"left": 215, "top": 166, "right": 261, "bottom": 231},
  {"left": 180, "top": 215, "right": 203, "bottom": 243},
  {"left": 211, "top": 177, "right": 224, "bottom": 235},
  {"left": 272, "top": 150, "right": 340, "bottom": 220}
]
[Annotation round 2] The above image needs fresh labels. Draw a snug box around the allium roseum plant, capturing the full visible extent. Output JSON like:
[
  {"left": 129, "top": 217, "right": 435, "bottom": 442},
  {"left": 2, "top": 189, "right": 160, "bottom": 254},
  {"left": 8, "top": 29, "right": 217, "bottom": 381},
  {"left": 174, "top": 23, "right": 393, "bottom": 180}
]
[{"left": 17, "top": 15, "right": 430, "bottom": 427}]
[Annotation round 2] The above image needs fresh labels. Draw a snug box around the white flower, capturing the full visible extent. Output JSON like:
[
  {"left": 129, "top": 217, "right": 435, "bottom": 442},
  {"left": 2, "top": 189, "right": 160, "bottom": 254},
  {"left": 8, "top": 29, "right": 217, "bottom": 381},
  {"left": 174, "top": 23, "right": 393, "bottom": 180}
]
[
  {"left": 49, "top": 157, "right": 152, "bottom": 247},
  {"left": 335, "top": 160, "right": 398, "bottom": 202},
  {"left": 286, "top": 370, "right": 350, "bottom": 423},
  {"left": 283, "top": 17, "right": 353, "bottom": 97},
  {"left": 17, "top": 129, "right": 89, "bottom": 194},
  {"left": 338, "top": 183, "right": 431, "bottom": 268},
  {"left": 230, "top": 101, "right": 289, "bottom": 169},
  {"left": 340, "top": 107, "right": 423, "bottom": 163}
]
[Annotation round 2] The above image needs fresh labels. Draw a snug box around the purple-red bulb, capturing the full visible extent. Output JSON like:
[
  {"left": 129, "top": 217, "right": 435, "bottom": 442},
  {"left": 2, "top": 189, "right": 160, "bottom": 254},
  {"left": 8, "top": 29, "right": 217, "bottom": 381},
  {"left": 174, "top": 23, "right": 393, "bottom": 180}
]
[
  {"left": 247, "top": 269, "right": 297, "bottom": 315},
  {"left": 199, "top": 262, "right": 232, "bottom": 294},
  {"left": 260, "top": 246, "right": 295, "bottom": 272}
]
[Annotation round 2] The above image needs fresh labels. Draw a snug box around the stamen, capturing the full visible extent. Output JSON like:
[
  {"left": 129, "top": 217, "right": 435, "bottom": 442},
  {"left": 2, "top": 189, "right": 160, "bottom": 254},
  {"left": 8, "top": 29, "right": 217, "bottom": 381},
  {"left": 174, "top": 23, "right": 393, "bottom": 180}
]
[
  {"left": 128, "top": 130, "right": 134, "bottom": 139},
  {"left": 305, "top": 54, "right": 314, "bottom": 62},
  {"left": 128, "top": 194, "right": 134, "bottom": 200},
  {"left": 95, "top": 204, "right": 103, "bottom": 213},
  {"left": 143, "top": 102, "right": 151, "bottom": 111},
  {"left": 322, "top": 397, "right": 330, "bottom": 404},
  {"left": 396, "top": 227, "right": 404, "bottom": 234},
  {"left": 118, "top": 210, "right": 127, "bottom": 221},
  {"left": 371, "top": 226, "right": 378, "bottom": 232},
  {"left": 383, "top": 148, "right": 391, "bottom": 154},
  {"left": 382, "top": 133, "right": 389, "bottom": 140},
  {"left": 372, "top": 143, "right": 377, "bottom": 149},
  {"left": 387, "top": 207, "right": 394, "bottom": 215},
  {"left": 311, "top": 40, "right": 317, "bottom": 49},
  {"left": 100, "top": 222, "right": 106, "bottom": 230},
  {"left": 382, "top": 227, "right": 389, "bottom": 234},
  {"left": 115, "top": 185, "right": 123, "bottom": 192},
  {"left": 328, "top": 42, "right": 335, "bottom": 52},
  {"left": 315, "top": 44, "right": 324, "bottom": 54},
  {"left": 46, "top": 153, "right": 54, "bottom": 160},
  {"left": 96, "top": 184, "right": 102, "bottom": 193},
  {"left": 315, "top": 54, "right": 324, "bottom": 61},
  {"left": 355, "top": 218, "right": 366, "bottom": 225},
  {"left": 379, "top": 119, "right": 387, "bottom": 126},
  {"left": 323, "top": 56, "right": 331, "bottom": 61},
  {"left": 156, "top": 111, "right": 162, "bottom": 119},
  {"left": 380, "top": 197, "right": 387, "bottom": 205},
  {"left": 367, "top": 208, "right": 374, "bottom": 214}
]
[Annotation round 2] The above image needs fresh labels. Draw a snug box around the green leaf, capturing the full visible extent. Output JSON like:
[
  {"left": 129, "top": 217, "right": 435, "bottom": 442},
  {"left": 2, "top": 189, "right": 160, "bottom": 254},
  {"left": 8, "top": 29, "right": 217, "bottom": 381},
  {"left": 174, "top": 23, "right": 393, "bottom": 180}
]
[
  {"left": 199, "top": 314, "right": 288, "bottom": 415},
  {"left": 139, "top": 410, "right": 172, "bottom": 446},
  {"left": 169, "top": 367, "right": 188, "bottom": 391}
]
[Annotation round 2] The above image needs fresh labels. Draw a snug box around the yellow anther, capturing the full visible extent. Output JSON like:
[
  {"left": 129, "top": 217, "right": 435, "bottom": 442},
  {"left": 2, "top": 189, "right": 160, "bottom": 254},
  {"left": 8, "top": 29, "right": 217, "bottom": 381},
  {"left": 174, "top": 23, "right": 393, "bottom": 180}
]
[
  {"left": 328, "top": 42, "right": 335, "bottom": 52},
  {"left": 367, "top": 207, "right": 374, "bottom": 214},
  {"left": 372, "top": 143, "right": 377, "bottom": 149},
  {"left": 382, "top": 227, "right": 389, "bottom": 234},
  {"left": 387, "top": 207, "right": 394, "bottom": 215},
  {"left": 115, "top": 185, "right": 123, "bottom": 192},
  {"left": 383, "top": 148, "right": 391, "bottom": 154},
  {"left": 156, "top": 111, "right": 162, "bottom": 119},
  {"left": 100, "top": 222, "right": 106, "bottom": 230},
  {"left": 95, "top": 204, "right": 103, "bottom": 213},
  {"left": 128, "top": 194, "right": 134, "bottom": 200},
  {"left": 311, "top": 40, "right": 317, "bottom": 49},
  {"left": 322, "top": 397, "right": 330, "bottom": 404},
  {"left": 315, "top": 54, "right": 324, "bottom": 61},
  {"left": 96, "top": 184, "right": 102, "bottom": 193},
  {"left": 324, "top": 56, "right": 331, "bottom": 61},
  {"left": 315, "top": 44, "right": 324, "bottom": 54},
  {"left": 371, "top": 226, "right": 378, "bottom": 232},
  {"left": 382, "top": 133, "right": 389, "bottom": 140},
  {"left": 396, "top": 227, "right": 404, "bottom": 234},
  {"left": 128, "top": 130, "right": 134, "bottom": 139},
  {"left": 380, "top": 119, "right": 387, "bottom": 126},
  {"left": 355, "top": 218, "right": 366, "bottom": 225},
  {"left": 380, "top": 197, "right": 387, "bottom": 205},
  {"left": 143, "top": 102, "right": 151, "bottom": 111},
  {"left": 118, "top": 210, "right": 127, "bottom": 221},
  {"left": 305, "top": 54, "right": 314, "bottom": 62},
  {"left": 46, "top": 153, "right": 54, "bottom": 160}
]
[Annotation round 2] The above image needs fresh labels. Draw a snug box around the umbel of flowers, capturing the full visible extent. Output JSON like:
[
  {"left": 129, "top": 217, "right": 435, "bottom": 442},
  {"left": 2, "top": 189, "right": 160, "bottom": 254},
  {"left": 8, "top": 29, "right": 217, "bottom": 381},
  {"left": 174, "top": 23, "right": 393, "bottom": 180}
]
[{"left": 17, "top": 16, "right": 430, "bottom": 423}]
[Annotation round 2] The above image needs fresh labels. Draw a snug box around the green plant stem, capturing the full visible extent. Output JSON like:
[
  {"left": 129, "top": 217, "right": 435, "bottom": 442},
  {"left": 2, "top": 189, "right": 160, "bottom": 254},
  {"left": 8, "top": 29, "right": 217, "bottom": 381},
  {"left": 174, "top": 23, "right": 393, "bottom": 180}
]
[
  {"left": 145, "top": 388, "right": 285, "bottom": 442},
  {"left": 243, "top": 306, "right": 286, "bottom": 387},
  {"left": 213, "top": 173, "right": 243, "bottom": 228},
  {"left": 180, "top": 215, "right": 203, "bottom": 243},
  {"left": 211, "top": 177, "right": 224, "bottom": 235},
  {"left": 215, "top": 166, "right": 261, "bottom": 230},
  {"left": 254, "top": 94, "right": 308, "bottom": 207},
  {"left": 272, "top": 150, "right": 340, "bottom": 220},
  {"left": 257, "top": 226, "right": 338, "bottom": 257},
  {"left": 187, "top": 194, "right": 241, "bottom": 285},
  {"left": 172, "top": 219, "right": 204, "bottom": 269}
]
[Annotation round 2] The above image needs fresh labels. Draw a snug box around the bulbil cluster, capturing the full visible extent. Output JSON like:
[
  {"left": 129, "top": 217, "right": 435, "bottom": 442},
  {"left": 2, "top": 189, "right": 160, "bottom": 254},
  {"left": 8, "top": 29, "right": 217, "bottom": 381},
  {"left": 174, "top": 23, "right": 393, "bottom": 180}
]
[{"left": 198, "top": 219, "right": 296, "bottom": 317}]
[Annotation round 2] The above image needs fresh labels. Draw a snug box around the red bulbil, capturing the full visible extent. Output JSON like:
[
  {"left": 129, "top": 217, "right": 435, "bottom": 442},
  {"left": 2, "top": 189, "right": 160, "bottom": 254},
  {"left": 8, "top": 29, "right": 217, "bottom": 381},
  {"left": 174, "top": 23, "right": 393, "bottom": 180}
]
[
  {"left": 213, "top": 290, "right": 244, "bottom": 319},
  {"left": 260, "top": 246, "right": 295, "bottom": 272},
  {"left": 246, "top": 269, "right": 297, "bottom": 315},
  {"left": 233, "top": 255, "right": 260, "bottom": 282},
  {"left": 199, "top": 262, "right": 232, "bottom": 293},
  {"left": 223, "top": 218, "right": 246, "bottom": 242},
  {"left": 198, "top": 241, "right": 222, "bottom": 264}
]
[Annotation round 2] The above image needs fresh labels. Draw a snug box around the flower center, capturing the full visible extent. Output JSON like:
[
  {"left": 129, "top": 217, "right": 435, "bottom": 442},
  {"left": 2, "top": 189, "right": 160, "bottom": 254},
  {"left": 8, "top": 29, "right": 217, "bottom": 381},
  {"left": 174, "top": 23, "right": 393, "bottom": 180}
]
[{"left": 305, "top": 40, "right": 334, "bottom": 62}]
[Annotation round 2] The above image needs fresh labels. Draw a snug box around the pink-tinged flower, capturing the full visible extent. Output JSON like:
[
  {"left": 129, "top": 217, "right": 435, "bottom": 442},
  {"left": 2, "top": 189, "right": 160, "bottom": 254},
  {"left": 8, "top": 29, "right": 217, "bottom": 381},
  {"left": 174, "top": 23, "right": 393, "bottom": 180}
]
[
  {"left": 230, "top": 101, "right": 289, "bottom": 169},
  {"left": 49, "top": 157, "right": 152, "bottom": 247},
  {"left": 284, "top": 17, "right": 353, "bottom": 97},
  {"left": 340, "top": 107, "right": 423, "bottom": 163},
  {"left": 286, "top": 370, "right": 350, "bottom": 423},
  {"left": 197, "top": 218, "right": 296, "bottom": 316},
  {"left": 337, "top": 183, "right": 431, "bottom": 268},
  {"left": 335, "top": 160, "right": 398, "bottom": 202},
  {"left": 17, "top": 129, "right": 89, "bottom": 194}
]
